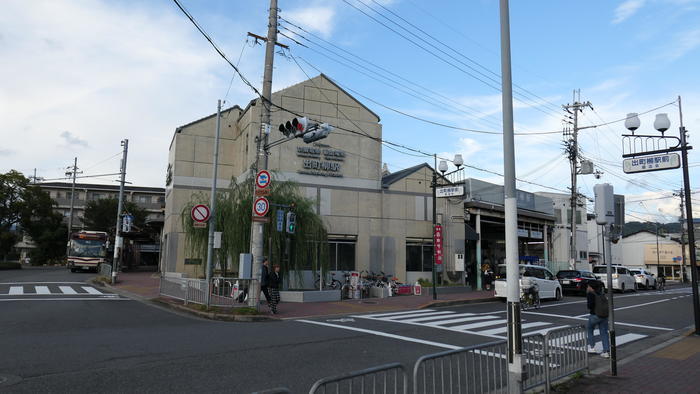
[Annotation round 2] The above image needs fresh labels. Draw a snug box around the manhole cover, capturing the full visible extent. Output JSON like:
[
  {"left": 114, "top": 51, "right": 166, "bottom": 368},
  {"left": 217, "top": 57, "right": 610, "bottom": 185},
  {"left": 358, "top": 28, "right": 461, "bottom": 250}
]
[{"left": 0, "top": 374, "right": 22, "bottom": 387}]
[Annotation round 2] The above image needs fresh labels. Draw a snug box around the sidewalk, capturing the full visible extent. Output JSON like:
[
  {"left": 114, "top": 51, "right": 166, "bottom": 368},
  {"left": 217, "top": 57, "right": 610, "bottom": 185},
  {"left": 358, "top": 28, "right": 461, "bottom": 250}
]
[
  {"left": 108, "top": 271, "right": 496, "bottom": 319},
  {"left": 558, "top": 331, "right": 700, "bottom": 393}
]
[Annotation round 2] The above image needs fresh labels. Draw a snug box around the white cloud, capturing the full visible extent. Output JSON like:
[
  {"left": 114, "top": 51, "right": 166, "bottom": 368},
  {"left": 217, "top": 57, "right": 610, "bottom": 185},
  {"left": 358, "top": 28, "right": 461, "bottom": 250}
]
[
  {"left": 283, "top": 6, "right": 336, "bottom": 39},
  {"left": 664, "top": 28, "right": 700, "bottom": 61},
  {"left": 60, "top": 131, "right": 89, "bottom": 147},
  {"left": 612, "top": 0, "right": 646, "bottom": 24}
]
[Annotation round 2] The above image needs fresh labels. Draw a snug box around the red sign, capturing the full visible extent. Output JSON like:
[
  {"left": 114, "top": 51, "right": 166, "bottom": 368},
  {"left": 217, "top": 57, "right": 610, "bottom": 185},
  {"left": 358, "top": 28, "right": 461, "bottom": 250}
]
[
  {"left": 256, "top": 170, "right": 271, "bottom": 189},
  {"left": 434, "top": 224, "right": 443, "bottom": 265},
  {"left": 253, "top": 197, "right": 270, "bottom": 217},
  {"left": 191, "top": 204, "right": 210, "bottom": 223}
]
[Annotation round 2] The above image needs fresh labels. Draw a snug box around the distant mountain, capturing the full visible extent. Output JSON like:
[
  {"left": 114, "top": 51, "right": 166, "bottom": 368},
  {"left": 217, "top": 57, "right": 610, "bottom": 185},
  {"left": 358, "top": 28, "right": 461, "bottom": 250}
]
[{"left": 622, "top": 221, "right": 682, "bottom": 237}]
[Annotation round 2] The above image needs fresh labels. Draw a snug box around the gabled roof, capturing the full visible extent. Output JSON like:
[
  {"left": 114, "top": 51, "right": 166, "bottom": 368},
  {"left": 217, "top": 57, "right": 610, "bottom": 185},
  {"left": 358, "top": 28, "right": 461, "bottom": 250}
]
[
  {"left": 622, "top": 229, "right": 662, "bottom": 238},
  {"left": 382, "top": 163, "right": 432, "bottom": 188}
]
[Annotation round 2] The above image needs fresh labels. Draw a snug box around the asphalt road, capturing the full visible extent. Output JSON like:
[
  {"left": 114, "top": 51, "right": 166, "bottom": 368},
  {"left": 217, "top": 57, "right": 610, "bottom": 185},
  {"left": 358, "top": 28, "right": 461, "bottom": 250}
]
[{"left": 0, "top": 267, "right": 695, "bottom": 393}]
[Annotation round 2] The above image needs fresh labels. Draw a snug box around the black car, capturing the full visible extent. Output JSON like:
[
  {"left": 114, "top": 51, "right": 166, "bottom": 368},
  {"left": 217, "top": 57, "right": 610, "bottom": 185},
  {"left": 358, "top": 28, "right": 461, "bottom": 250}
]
[{"left": 556, "top": 270, "right": 602, "bottom": 295}]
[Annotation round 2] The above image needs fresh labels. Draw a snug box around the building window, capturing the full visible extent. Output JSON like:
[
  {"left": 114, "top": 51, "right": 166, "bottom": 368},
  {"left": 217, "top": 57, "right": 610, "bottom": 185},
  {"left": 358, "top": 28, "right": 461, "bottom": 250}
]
[
  {"left": 329, "top": 240, "right": 355, "bottom": 271},
  {"left": 554, "top": 209, "right": 562, "bottom": 224},
  {"left": 89, "top": 193, "right": 105, "bottom": 201},
  {"left": 579, "top": 251, "right": 588, "bottom": 259},
  {"left": 567, "top": 209, "right": 582, "bottom": 225},
  {"left": 135, "top": 195, "right": 152, "bottom": 204},
  {"left": 406, "top": 241, "right": 434, "bottom": 271}
]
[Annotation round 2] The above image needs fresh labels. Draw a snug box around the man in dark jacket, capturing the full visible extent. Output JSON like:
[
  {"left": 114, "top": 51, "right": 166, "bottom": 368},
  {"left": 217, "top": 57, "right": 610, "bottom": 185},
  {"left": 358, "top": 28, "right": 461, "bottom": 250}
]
[
  {"left": 268, "top": 263, "right": 282, "bottom": 314},
  {"left": 586, "top": 282, "right": 610, "bottom": 358},
  {"left": 260, "top": 258, "right": 271, "bottom": 306}
]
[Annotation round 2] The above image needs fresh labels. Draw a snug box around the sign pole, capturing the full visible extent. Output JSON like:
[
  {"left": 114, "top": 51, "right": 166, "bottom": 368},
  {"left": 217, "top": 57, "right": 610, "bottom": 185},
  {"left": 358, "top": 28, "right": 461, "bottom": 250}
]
[{"left": 205, "top": 99, "right": 222, "bottom": 309}]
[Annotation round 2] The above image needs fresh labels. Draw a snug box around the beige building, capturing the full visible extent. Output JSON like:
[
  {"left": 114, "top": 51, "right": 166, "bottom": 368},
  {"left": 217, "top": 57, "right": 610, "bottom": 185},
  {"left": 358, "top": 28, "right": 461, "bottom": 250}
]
[{"left": 163, "top": 75, "right": 466, "bottom": 285}]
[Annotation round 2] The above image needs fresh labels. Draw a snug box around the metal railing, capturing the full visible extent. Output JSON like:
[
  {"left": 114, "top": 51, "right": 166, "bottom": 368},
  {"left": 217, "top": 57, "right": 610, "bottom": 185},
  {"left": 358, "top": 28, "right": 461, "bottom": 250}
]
[
  {"left": 98, "top": 263, "right": 112, "bottom": 278},
  {"left": 210, "top": 277, "right": 254, "bottom": 307},
  {"left": 522, "top": 334, "right": 547, "bottom": 390},
  {"left": 413, "top": 340, "right": 509, "bottom": 394},
  {"left": 159, "top": 275, "right": 257, "bottom": 308},
  {"left": 309, "top": 362, "right": 408, "bottom": 394},
  {"left": 542, "top": 325, "right": 588, "bottom": 392}
]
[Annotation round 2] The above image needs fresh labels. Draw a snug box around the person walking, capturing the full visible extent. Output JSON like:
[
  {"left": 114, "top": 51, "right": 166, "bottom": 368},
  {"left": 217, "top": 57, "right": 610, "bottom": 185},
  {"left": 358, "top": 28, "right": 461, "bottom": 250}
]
[
  {"left": 268, "top": 263, "right": 282, "bottom": 314},
  {"left": 586, "top": 282, "right": 610, "bottom": 358},
  {"left": 260, "top": 258, "right": 272, "bottom": 306}
]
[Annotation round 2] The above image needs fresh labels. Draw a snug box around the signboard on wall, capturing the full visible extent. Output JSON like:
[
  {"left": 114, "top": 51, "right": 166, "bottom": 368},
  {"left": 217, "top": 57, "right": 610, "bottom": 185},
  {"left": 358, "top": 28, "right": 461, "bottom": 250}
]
[
  {"left": 297, "top": 146, "right": 345, "bottom": 177},
  {"left": 517, "top": 228, "right": 529, "bottom": 238},
  {"left": 434, "top": 225, "right": 443, "bottom": 265},
  {"left": 644, "top": 244, "right": 683, "bottom": 264}
]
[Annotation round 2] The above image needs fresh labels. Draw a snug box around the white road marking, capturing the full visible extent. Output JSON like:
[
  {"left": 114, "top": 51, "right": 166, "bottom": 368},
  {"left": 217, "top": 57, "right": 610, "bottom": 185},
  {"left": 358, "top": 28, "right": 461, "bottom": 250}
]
[
  {"left": 360, "top": 309, "right": 437, "bottom": 318},
  {"left": 526, "top": 326, "right": 570, "bottom": 336},
  {"left": 297, "top": 319, "right": 462, "bottom": 350},
  {"left": 400, "top": 312, "right": 475, "bottom": 323},
  {"left": 522, "top": 311, "right": 673, "bottom": 331},
  {"left": 450, "top": 319, "right": 508, "bottom": 331},
  {"left": 9, "top": 286, "right": 23, "bottom": 295},
  {"left": 81, "top": 286, "right": 103, "bottom": 295},
  {"left": 0, "top": 297, "right": 126, "bottom": 302},
  {"left": 479, "top": 322, "right": 551, "bottom": 336},
  {"left": 59, "top": 286, "right": 78, "bottom": 295},
  {"left": 35, "top": 286, "right": 51, "bottom": 294},
  {"left": 424, "top": 315, "right": 500, "bottom": 326},
  {"left": 0, "top": 282, "right": 86, "bottom": 285},
  {"left": 381, "top": 311, "right": 455, "bottom": 320}
]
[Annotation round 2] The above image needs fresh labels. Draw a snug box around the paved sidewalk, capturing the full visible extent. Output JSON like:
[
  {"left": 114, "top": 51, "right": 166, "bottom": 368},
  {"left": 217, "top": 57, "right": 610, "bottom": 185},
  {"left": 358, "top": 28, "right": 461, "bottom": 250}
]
[
  {"left": 559, "top": 332, "right": 700, "bottom": 393},
  {"left": 109, "top": 271, "right": 496, "bottom": 318}
]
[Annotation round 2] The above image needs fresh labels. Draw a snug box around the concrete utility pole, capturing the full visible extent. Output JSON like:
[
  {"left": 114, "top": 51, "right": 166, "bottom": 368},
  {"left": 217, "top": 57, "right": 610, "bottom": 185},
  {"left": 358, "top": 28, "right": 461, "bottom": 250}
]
[
  {"left": 205, "top": 100, "right": 222, "bottom": 308},
  {"left": 112, "top": 139, "right": 128, "bottom": 285},
  {"left": 65, "top": 158, "right": 80, "bottom": 258},
  {"left": 498, "top": 1, "right": 522, "bottom": 391},
  {"left": 679, "top": 190, "right": 688, "bottom": 283},
  {"left": 248, "top": 0, "right": 278, "bottom": 309},
  {"left": 563, "top": 95, "right": 592, "bottom": 270}
]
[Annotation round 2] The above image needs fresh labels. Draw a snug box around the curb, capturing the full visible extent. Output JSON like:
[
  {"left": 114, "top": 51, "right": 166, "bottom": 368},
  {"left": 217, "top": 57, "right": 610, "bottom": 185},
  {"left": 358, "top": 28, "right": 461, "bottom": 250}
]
[{"left": 420, "top": 297, "right": 499, "bottom": 309}]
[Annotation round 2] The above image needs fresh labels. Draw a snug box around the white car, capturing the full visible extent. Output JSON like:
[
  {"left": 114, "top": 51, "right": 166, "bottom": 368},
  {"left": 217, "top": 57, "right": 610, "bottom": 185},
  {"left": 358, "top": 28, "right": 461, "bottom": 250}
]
[
  {"left": 495, "top": 265, "right": 563, "bottom": 301},
  {"left": 592, "top": 265, "right": 637, "bottom": 292},
  {"left": 629, "top": 268, "right": 657, "bottom": 289}
]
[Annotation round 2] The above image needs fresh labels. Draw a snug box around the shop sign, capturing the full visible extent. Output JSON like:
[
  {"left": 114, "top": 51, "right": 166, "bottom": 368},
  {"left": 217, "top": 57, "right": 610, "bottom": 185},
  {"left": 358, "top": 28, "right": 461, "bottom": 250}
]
[
  {"left": 530, "top": 230, "right": 543, "bottom": 239},
  {"left": 517, "top": 228, "right": 529, "bottom": 238},
  {"left": 437, "top": 186, "right": 464, "bottom": 198},
  {"left": 296, "top": 146, "right": 345, "bottom": 177},
  {"left": 434, "top": 224, "right": 443, "bottom": 265}
]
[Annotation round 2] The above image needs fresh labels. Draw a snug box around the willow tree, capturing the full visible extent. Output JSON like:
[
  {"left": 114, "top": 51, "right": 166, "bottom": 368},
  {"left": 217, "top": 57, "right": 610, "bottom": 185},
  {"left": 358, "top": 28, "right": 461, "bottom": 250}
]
[{"left": 181, "top": 175, "right": 328, "bottom": 284}]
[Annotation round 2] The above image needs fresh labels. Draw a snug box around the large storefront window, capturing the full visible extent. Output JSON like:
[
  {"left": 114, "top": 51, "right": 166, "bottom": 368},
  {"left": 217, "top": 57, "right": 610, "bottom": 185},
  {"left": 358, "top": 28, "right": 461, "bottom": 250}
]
[
  {"left": 407, "top": 241, "right": 433, "bottom": 271},
  {"left": 329, "top": 241, "right": 356, "bottom": 271}
]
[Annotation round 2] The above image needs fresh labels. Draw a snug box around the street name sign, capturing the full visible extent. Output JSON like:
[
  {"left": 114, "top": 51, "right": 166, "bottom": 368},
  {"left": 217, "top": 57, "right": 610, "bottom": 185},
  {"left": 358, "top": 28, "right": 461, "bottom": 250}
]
[
  {"left": 437, "top": 186, "right": 464, "bottom": 198},
  {"left": 623, "top": 153, "right": 680, "bottom": 174},
  {"left": 276, "top": 210, "right": 284, "bottom": 232}
]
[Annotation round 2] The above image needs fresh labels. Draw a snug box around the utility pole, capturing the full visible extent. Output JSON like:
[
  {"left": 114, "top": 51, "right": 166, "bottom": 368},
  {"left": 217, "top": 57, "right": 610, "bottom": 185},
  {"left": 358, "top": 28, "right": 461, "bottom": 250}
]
[
  {"left": 65, "top": 158, "right": 81, "bottom": 259},
  {"left": 248, "top": 0, "right": 278, "bottom": 310},
  {"left": 498, "top": 1, "right": 522, "bottom": 391},
  {"left": 112, "top": 139, "right": 129, "bottom": 285},
  {"left": 563, "top": 94, "right": 592, "bottom": 270},
  {"left": 679, "top": 189, "right": 688, "bottom": 283},
  {"left": 205, "top": 100, "right": 222, "bottom": 308}
]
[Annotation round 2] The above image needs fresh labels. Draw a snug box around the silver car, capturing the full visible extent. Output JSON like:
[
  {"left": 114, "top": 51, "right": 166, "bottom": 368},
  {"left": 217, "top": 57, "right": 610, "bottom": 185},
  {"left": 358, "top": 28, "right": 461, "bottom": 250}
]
[
  {"left": 592, "top": 265, "right": 637, "bottom": 292},
  {"left": 629, "top": 268, "right": 657, "bottom": 289}
]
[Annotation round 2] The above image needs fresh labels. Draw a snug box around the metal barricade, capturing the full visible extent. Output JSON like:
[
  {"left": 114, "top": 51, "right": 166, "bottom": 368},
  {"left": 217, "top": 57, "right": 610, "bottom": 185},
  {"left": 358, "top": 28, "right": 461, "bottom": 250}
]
[
  {"left": 185, "top": 279, "right": 208, "bottom": 305},
  {"left": 522, "top": 333, "right": 547, "bottom": 391},
  {"left": 159, "top": 275, "right": 188, "bottom": 302},
  {"left": 98, "top": 263, "right": 112, "bottom": 278},
  {"left": 210, "top": 277, "right": 252, "bottom": 307},
  {"left": 413, "top": 340, "right": 509, "bottom": 394},
  {"left": 543, "top": 325, "right": 588, "bottom": 391},
  {"left": 310, "top": 362, "right": 408, "bottom": 394}
]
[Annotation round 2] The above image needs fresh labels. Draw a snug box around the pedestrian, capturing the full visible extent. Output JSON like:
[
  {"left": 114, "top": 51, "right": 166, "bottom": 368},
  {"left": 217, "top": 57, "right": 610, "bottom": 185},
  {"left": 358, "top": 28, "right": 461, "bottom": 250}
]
[
  {"left": 586, "top": 282, "right": 610, "bottom": 358},
  {"left": 260, "top": 257, "right": 271, "bottom": 306},
  {"left": 268, "top": 263, "right": 282, "bottom": 314}
]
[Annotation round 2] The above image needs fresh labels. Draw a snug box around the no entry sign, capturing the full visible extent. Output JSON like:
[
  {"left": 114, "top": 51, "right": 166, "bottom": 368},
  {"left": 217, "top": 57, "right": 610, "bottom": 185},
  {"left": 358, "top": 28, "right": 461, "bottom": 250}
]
[
  {"left": 191, "top": 204, "right": 210, "bottom": 223},
  {"left": 253, "top": 197, "right": 269, "bottom": 217}
]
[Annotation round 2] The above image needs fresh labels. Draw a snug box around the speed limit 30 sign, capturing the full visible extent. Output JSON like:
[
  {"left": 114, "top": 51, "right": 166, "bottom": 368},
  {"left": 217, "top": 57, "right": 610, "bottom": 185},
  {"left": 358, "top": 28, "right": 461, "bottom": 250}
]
[{"left": 253, "top": 197, "right": 269, "bottom": 217}]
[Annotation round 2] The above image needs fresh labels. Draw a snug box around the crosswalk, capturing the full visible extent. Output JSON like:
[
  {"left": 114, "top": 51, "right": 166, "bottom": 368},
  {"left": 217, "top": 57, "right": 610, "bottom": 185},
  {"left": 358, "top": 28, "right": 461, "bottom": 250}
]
[
  {"left": 351, "top": 309, "right": 647, "bottom": 350},
  {"left": 0, "top": 283, "right": 119, "bottom": 299}
]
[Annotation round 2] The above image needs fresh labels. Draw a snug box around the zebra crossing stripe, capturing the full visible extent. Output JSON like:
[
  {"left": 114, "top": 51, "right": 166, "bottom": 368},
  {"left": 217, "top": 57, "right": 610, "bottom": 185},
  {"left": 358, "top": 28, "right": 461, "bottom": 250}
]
[
  {"left": 361, "top": 309, "right": 437, "bottom": 318},
  {"left": 424, "top": 315, "right": 501, "bottom": 327},
  {"left": 9, "top": 286, "right": 23, "bottom": 295},
  {"left": 525, "top": 326, "right": 571, "bottom": 337},
  {"left": 59, "top": 286, "right": 78, "bottom": 295},
  {"left": 479, "top": 321, "right": 552, "bottom": 336},
  {"left": 450, "top": 319, "right": 508, "bottom": 331},
  {"left": 382, "top": 311, "right": 455, "bottom": 320},
  {"left": 400, "top": 312, "right": 474, "bottom": 323},
  {"left": 35, "top": 286, "right": 51, "bottom": 294},
  {"left": 81, "top": 286, "right": 103, "bottom": 295}
]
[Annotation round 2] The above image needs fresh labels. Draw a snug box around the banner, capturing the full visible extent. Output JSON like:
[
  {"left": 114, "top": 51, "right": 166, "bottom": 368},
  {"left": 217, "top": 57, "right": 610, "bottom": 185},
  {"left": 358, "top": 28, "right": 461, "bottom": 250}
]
[{"left": 434, "top": 224, "right": 443, "bottom": 265}]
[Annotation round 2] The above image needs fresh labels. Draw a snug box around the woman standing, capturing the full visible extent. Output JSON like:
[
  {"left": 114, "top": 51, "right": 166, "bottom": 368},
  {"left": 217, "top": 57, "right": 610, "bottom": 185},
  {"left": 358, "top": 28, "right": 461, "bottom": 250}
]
[{"left": 268, "top": 263, "right": 282, "bottom": 314}]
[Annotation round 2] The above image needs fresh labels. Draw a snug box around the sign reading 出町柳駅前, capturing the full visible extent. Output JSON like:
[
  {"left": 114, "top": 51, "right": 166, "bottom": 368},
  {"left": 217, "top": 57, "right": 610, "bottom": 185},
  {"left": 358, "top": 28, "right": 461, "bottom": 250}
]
[{"left": 296, "top": 146, "right": 345, "bottom": 177}]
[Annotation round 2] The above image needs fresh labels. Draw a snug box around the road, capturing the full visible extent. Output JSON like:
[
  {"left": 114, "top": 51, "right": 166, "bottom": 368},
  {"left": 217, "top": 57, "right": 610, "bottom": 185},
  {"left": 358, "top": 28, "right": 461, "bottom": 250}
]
[{"left": 0, "top": 267, "right": 695, "bottom": 393}]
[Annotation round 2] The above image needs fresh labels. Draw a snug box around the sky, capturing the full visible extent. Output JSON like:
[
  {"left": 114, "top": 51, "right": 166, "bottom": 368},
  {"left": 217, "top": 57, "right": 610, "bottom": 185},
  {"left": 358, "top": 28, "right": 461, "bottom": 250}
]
[{"left": 2, "top": 0, "right": 700, "bottom": 223}]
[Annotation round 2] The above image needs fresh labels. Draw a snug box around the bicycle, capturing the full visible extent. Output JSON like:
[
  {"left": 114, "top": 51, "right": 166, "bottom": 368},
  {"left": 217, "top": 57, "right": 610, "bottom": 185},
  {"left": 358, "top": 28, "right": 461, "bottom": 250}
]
[
  {"left": 657, "top": 275, "right": 666, "bottom": 292},
  {"left": 314, "top": 272, "right": 342, "bottom": 290},
  {"left": 520, "top": 284, "right": 540, "bottom": 310}
]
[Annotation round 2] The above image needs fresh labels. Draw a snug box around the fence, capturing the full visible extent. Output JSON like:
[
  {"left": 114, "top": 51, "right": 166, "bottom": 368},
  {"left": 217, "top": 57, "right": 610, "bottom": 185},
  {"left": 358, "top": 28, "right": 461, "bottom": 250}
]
[
  {"left": 98, "top": 263, "right": 112, "bottom": 278},
  {"left": 309, "top": 363, "right": 408, "bottom": 394},
  {"left": 159, "top": 275, "right": 256, "bottom": 308},
  {"left": 542, "top": 325, "right": 588, "bottom": 392}
]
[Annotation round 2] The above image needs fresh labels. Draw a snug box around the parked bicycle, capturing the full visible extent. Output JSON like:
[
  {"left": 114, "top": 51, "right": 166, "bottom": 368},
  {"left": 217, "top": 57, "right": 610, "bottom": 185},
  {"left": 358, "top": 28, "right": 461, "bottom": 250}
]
[
  {"left": 520, "top": 280, "right": 540, "bottom": 310},
  {"left": 315, "top": 272, "right": 343, "bottom": 290}
]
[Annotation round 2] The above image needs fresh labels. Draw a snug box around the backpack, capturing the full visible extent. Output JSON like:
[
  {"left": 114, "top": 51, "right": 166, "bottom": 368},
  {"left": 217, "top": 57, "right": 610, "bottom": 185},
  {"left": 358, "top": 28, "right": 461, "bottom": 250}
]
[{"left": 594, "top": 293, "right": 609, "bottom": 318}]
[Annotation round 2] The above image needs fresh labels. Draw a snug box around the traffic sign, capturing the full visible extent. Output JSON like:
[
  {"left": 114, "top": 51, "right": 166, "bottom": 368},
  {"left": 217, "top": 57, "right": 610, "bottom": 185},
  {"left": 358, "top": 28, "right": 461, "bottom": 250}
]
[
  {"left": 623, "top": 153, "right": 680, "bottom": 174},
  {"left": 252, "top": 216, "right": 270, "bottom": 223},
  {"left": 191, "top": 204, "right": 210, "bottom": 223},
  {"left": 253, "top": 197, "right": 269, "bottom": 217},
  {"left": 256, "top": 170, "right": 271, "bottom": 189},
  {"left": 255, "top": 188, "right": 271, "bottom": 196},
  {"left": 276, "top": 210, "right": 284, "bottom": 232}
]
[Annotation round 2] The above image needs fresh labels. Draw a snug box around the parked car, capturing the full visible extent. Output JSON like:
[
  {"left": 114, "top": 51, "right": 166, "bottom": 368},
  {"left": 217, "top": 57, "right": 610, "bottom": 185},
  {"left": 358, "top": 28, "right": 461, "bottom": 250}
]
[
  {"left": 592, "top": 265, "right": 637, "bottom": 292},
  {"left": 629, "top": 268, "right": 657, "bottom": 289},
  {"left": 495, "top": 264, "right": 563, "bottom": 301},
  {"left": 556, "top": 270, "right": 603, "bottom": 295}
]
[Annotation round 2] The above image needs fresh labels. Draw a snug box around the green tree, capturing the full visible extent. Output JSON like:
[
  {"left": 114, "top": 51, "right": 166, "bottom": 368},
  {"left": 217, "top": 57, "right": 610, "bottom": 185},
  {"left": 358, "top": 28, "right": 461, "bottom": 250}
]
[
  {"left": 181, "top": 176, "right": 328, "bottom": 283},
  {"left": 82, "top": 198, "right": 147, "bottom": 233}
]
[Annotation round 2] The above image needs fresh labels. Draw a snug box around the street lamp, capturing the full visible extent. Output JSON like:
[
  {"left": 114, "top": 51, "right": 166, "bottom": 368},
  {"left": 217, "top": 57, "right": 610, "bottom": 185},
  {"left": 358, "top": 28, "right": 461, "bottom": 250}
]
[
  {"left": 431, "top": 153, "right": 464, "bottom": 300},
  {"left": 622, "top": 99, "right": 700, "bottom": 335}
]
